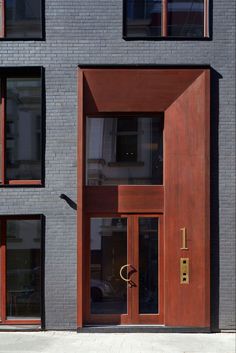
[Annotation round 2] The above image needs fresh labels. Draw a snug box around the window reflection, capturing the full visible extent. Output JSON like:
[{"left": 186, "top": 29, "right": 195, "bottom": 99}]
[
  {"left": 6, "top": 0, "right": 42, "bottom": 38},
  {"left": 126, "top": 0, "right": 162, "bottom": 37},
  {"left": 0, "top": 2, "right": 3, "bottom": 36},
  {"left": 0, "top": 82, "right": 2, "bottom": 182},
  {"left": 139, "top": 218, "right": 158, "bottom": 314},
  {"left": 168, "top": 0, "right": 204, "bottom": 37},
  {"left": 6, "top": 219, "right": 41, "bottom": 319},
  {"left": 6, "top": 78, "right": 42, "bottom": 181},
  {"left": 90, "top": 218, "right": 127, "bottom": 314},
  {"left": 86, "top": 116, "right": 163, "bottom": 185}
]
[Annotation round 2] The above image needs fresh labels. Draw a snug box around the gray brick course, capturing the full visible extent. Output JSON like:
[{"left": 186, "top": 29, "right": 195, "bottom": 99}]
[{"left": 0, "top": 0, "right": 235, "bottom": 330}]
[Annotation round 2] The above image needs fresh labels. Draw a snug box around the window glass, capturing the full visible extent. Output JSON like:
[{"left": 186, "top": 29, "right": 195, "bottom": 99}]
[
  {"left": 6, "top": 219, "right": 41, "bottom": 319},
  {"left": 90, "top": 218, "right": 127, "bottom": 314},
  {"left": 116, "top": 118, "right": 138, "bottom": 162},
  {"left": 168, "top": 0, "right": 204, "bottom": 37},
  {"left": 125, "top": 0, "right": 162, "bottom": 37},
  {"left": 6, "top": 78, "right": 42, "bottom": 181},
  {"left": 5, "top": 0, "right": 42, "bottom": 38},
  {"left": 139, "top": 218, "right": 158, "bottom": 313},
  {"left": 86, "top": 116, "right": 163, "bottom": 186},
  {"left": 0, "top": 81, "right": 2, "bottom": 182},
  {"left": 0, "top": 1, "right": 3, "bottom": 37}
]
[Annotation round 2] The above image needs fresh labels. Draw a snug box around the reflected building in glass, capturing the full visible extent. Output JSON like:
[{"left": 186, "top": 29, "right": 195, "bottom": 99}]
[{"left": 86, "top": 116, "right": 163, "bottom": 186}]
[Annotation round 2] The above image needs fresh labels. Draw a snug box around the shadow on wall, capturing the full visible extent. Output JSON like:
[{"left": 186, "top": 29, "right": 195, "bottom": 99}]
[{"left": 210, "top": 68, "right": 222, "bottom": 332}]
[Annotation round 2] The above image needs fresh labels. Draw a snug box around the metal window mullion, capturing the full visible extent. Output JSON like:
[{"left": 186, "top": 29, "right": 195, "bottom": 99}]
[
  {"left": 204, "top": 0, "right": 209, "bottom": 37},
  {"left": 0, "top": 0, "right": 5, "bottom": 38},
  {"left": 162, "top": 0, "right": 168, "bottom": 36}
]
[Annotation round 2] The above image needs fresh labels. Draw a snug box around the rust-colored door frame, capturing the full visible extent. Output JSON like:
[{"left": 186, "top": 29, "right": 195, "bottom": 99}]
[
  {"left": 77, "top": 67, "right": 210, "bottom": 328},
  {"left": 83, "top": 213, "right": 164, "bottom": 325}
]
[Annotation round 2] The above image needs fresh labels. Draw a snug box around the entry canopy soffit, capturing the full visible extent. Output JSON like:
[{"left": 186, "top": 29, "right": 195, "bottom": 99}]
[{"left": 79, "top": 68, "right": 210, "bottom": 113}]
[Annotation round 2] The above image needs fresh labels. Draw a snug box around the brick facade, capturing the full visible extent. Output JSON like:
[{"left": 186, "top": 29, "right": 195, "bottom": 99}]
[{"left": 0, "top": 0, "right": 235, "bottom": 330}]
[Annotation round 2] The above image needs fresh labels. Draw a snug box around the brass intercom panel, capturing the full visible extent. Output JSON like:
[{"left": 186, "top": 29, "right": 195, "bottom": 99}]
[{"left": 180, "top": 258, "right": 189, "bottom": 284}]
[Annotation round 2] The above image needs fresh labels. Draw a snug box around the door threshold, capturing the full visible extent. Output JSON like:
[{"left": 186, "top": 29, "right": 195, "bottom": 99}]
[{"left": 77, "top": 325, "right": 211, "bottom": 333}]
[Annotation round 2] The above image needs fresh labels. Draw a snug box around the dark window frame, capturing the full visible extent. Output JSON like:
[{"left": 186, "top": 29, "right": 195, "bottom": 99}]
[
  {"left": 0, "top": 0, "right": 44, "bottom": 41},
  {"left": 0, "top": 214, "right": 44, "bottom": 326},
  {"left": 123, "top": 0, "right": 210, "bottom": 40},
  {"left": 0, "top": 67, "right": 45, "bottom": 187}
]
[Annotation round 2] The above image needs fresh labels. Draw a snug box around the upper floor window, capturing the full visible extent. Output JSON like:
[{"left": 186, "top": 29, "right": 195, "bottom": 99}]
[
  {"left": 86, "top": 115, "right": 163, "bottom": 186},
  {"left": 0, "top": 69, "right": 43, "bottom": 185},
  {"left": 124, "top": 0, "right": 208, "bottom": 39},
  {"left": 0, "top": 0, "right": 42, "bottom": 39}
]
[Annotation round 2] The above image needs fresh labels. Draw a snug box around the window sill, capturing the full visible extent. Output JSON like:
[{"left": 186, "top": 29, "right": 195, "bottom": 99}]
[
  {"left": 0, "top": 180, "right": 43, "bottom": 187},
  {"left": 0, "top": 320, "right": 41, "bottom": 325},
  {"left": 0, "top": 37, "right": 44, "bottom": 41},
  {"left": 123, "top": 35, "right": 211, "bottom": 41},
  {"left": 108, "top": 161, "right": 144, "bottom": 167}
]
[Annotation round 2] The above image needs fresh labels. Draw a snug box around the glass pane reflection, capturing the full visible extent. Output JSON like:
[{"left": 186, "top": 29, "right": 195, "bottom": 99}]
[
  {"left": 139, "top": 218, "right": 158, "bottom": 314},
  {"left": 125, "top": 0, "right": 162, "bottom": 37},
  {"left": 6, "top": 78, "right": 42, "bottom": 181},
  {"left": 0, "top": 2, "right": 3, "bottom": 37},
  {"left": 6, "top": 219, "right": 41, "bottom": 319},
  {"left": 168, "top": 0, "right": 204, "bottom": 37},
  {"left": 0, "top": 82, "right": 2, "bottom": 182},
  {"left": 86, "top": 116, "right": 163, "bottom": 185},
  {"left": 90, "top": 218, "right": 127, "bottom": 315},
  {"left": 6, "top": 0, "right": 42, "bottom": 38}
]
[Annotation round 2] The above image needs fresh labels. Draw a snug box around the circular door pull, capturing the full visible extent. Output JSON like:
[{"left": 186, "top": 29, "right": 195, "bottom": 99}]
[{"left": 119, "top": 264, "right": 131, "bottom": 282}]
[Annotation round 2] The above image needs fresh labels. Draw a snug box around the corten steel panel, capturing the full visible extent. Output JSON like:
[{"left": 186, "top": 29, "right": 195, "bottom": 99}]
[
  {"left": 85, "top": 186, "right": 164, "bottom": 213},
  {"left": 164, "top": 70, "right": 210, "bottom": 327},
  {"left": 83, "top": 69, "right": 204, "bottom": 113},
  {"left": 78, "top": 68, "right": 210, "bottom": 328}
]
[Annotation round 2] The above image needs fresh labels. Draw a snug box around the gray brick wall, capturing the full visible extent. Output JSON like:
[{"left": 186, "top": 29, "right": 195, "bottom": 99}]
[{"left": 0, "top": 0, "right": 235, "bottom": 330}]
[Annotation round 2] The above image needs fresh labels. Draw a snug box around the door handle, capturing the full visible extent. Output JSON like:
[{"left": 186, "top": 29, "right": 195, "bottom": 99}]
[
  {"left": 119, "top": 264, "right": 136, "bottom": 287},
  {"left": 119, "top": 264, "right": 131, "bottom": 282},
  {"left": 120, "top": 264, "right": 134, "bottom": 287}
]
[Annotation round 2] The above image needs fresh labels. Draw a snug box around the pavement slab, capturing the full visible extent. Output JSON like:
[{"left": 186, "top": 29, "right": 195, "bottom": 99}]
[{"left": 0, "top": 332, "right": 235, "bottom": 353}]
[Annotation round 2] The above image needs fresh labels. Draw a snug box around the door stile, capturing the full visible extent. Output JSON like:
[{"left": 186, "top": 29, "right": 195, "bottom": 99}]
[
  {"left": 121, "top": 214, "right": 133, "bottom": 324},
  {"left": 83, "top": 216, "right": 90, "bottom": 323},
  {"left": 158, "top": 215, "right": 164, "bottom": 324},
  {"left": 131, "top": 215, "right": 139, "bottom": 322}
]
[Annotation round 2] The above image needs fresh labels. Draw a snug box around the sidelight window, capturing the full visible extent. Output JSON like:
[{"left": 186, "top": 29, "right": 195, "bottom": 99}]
[
  {"left": 0, "top": 0, "right": 42, "bottom": 39},
  {"left": 124, "top": 0, "right": 208, "bottom": 39},
  {"left": 0, "top": 71, "right": 43, "bottom": 185}
]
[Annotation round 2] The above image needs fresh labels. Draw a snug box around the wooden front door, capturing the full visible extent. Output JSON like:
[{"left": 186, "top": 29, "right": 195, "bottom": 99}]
[{"left": 84, "top": 214, "right": 163, "bottom": 325}]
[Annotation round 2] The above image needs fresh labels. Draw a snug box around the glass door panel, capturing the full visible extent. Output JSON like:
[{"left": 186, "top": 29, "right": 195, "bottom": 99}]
[
  {"left": 90, "top": 218, "right": 127, "bottom": 315},
  {"left": 139, "top": 217, "right": 158, "bottom": 314},
  {"left": 87, "top": 214, "right": 162, "bottom": 325}
]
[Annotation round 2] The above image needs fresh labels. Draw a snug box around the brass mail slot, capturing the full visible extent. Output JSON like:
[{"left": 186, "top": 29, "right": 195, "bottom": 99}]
[{"left": 180, "top": 258, "right": 189, "bottom": 284}]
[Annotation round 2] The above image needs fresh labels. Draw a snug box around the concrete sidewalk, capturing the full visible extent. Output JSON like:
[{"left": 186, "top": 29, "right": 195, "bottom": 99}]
[{"left": 0, "top": 332, "right": 235, "bottom": 353}]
